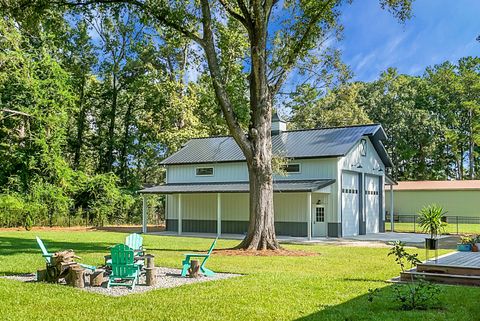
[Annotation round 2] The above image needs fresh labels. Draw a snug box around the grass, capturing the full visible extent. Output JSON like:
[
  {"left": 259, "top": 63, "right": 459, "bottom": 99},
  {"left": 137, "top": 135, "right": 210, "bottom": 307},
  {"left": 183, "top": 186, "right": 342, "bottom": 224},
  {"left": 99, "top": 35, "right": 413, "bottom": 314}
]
[
  {"left": 1, "top": 231, "right": 480, "bottom": 320},
  {"left": 385, "top": 222, "right": 480, "bottom": 235}
]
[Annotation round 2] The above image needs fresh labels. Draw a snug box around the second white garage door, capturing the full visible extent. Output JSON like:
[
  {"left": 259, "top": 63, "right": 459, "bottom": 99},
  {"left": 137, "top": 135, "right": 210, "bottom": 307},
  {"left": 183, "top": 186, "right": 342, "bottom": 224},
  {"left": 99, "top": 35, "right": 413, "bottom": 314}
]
[
  {"left": 365, "top": 175, "right": 380, "bottom": 234},
  {"left": 342, "top": 172, "right": 359, "bottom": 237}
]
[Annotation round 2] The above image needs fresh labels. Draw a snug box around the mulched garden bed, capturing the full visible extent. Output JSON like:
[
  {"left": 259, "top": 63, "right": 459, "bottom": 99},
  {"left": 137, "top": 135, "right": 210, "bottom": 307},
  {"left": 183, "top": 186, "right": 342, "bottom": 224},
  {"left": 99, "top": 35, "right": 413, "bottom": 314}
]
[{"left": 1, "top": 267, "right": 240, "bottom": 297}]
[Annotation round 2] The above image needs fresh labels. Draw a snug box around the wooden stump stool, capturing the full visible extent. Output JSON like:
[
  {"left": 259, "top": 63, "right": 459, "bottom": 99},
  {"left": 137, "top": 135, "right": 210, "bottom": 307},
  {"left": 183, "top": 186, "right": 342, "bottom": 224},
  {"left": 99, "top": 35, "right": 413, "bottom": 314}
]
[
  {"left": 188, "top": 260, "right": 200, "bottom": 278},
  {"left": 36, "top": 269, "right": 46, "bottom": 282},
  {"left": 90, "top": 269, "right": 105, "bottom": 287},
  {"left": 68, "top": 265, "right": 85, "bottom": 288},
  {"left": 145, "top": 254, "right": 156, "bottom": 286}
]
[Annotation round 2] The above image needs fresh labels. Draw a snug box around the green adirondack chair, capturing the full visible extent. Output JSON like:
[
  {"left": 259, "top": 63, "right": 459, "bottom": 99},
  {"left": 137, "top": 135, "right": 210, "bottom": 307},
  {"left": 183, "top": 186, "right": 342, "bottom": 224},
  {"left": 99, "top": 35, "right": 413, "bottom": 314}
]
[
  {"left": 125, "top": 233, "right": 144, "bottom": 255},
  {"left": 107, "top": 244, "right": 141, "bottom": 289},
  {"left": 181, "top": 238, "right": 218, "bottom": 277},
  {"left": 105, "top": 234, "right": 145, "bottom": 268},
  {"left": 35, "top": 236, "right": 96, "bottom": 271}
]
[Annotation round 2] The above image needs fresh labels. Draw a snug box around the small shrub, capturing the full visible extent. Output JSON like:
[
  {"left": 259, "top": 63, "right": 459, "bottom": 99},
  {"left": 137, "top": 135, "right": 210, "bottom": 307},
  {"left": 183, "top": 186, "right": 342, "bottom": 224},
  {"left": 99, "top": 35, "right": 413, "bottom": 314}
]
[
  {"left": 368, "top": 241, "right": 441, "bottom": 310},
  {"left": 393, "top": 279, "right": 441, "bottom": 310}
]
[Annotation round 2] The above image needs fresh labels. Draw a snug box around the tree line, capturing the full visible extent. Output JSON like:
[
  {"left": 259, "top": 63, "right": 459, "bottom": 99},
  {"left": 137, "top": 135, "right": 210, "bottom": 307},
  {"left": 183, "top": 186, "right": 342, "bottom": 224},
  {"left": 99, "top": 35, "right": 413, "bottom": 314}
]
[{"left": 0, "top": 4, "right": 233, "bottom": 228}]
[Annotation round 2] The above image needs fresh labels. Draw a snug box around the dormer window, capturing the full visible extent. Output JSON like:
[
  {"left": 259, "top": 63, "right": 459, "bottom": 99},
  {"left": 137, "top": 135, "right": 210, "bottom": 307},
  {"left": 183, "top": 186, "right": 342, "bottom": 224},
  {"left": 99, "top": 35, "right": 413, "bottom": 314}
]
[
  {"left": 196, "top": 167, "right": 214, "bottom": 176},
  {"left": 282, "top": 163, "right": 301, "bottom": 173}
]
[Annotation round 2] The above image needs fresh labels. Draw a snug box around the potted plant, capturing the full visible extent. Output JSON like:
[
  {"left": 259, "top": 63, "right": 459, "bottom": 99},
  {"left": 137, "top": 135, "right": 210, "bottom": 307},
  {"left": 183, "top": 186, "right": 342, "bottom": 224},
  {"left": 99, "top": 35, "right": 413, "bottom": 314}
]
[
  {"left": 417, "top": 204, "right": 447, "bottom": 250},
  {"left": 475, "top": 235, "right": 480, "bottom": 252},
  {"left": 458, "top": 236, "right": 473, "bottom": 252}
]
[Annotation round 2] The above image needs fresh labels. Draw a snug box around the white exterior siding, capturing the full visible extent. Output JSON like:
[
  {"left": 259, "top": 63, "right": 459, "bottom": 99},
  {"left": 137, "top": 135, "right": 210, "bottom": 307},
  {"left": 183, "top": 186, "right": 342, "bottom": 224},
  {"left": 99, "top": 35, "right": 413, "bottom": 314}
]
[
  {"left": 167, "top": 192, "right": 332, "bottom": 224},
  {"left": 166, "top": 194, "right": 178, "bottom": 219},
  {"left": 167, "top": 162, "right": 247, "bottom": 183},
  {"left": 339, "top": 137, "right": 385, "bottom": 174},
  {"left": 166, "top": 158, "right": 337, "bottom": 184},
  {"left": 221, "top": 193, "right": 249, "bottom": 221}
]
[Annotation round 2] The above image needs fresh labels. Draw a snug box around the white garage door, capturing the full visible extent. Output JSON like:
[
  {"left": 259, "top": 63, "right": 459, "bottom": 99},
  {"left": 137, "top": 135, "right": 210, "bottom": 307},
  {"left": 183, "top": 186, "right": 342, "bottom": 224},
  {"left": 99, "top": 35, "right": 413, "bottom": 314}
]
[
  {"left": 365, "top": 175, "right": 380, "bottom": 234},
  {"left": 342, "top": 172, "right": 359, "bottom": 237}
]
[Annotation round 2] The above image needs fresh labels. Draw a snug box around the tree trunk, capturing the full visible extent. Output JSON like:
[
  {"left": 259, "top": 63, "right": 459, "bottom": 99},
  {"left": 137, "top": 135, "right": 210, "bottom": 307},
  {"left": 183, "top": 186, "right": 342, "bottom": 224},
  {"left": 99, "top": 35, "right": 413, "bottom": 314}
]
[
  {"left": 105, "top": 74, "right": 118, "bottom": 173},
  {"left": 73, "top": 76, "right": 87, "bottom": 169},
  {"left": 469, "top": 109, "right": 475, "bottom": 179},
  {"left": 198, "top": 0, "right": 280, "bottom": 250},
  {"left": 89, "top": 269, "right": 104, "bottom": 287},
  {"left": 459, "top": 147, "right": 464, "bottom": 180},
  {"left": 237, "top": 154, "right": 279, "bottom": 250},
  {"left": 120, "top": 101, "right": 133, "bottom": 185}
]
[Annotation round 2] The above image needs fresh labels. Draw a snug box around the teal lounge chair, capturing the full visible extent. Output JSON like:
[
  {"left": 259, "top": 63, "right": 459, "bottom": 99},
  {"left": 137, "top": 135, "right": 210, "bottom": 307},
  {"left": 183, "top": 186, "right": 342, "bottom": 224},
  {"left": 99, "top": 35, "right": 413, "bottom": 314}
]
[
  {"left": 125, "top": 233, "right": 144, "bottom": 255},
  {"left": 181, "top": 238, "right": 218, "bottom": 277},
  {"left": 35, "top": 236, "right": 96, "bottom": 271},
  {"left": 106, "top": 233, "right": 145, "bottom": 267},
  {"left": 107, "top": 244, "right": 141, "bottom": 289}
]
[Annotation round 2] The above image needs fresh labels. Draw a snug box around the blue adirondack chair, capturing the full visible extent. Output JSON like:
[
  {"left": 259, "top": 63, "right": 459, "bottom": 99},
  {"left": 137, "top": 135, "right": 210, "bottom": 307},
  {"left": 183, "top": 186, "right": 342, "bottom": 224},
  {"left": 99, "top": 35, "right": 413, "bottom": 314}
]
[
  {"left": 125, "top": 233, "right": 144, "bottom": 255},
  {"left": 181, "top": 238, "right": 218, "bottom": 277},
  {"left": 107, "top": 244, "right": 141, "bottom": 289},
  {"left": 35, "top": 236, "right": 96, "bottom": 271}
]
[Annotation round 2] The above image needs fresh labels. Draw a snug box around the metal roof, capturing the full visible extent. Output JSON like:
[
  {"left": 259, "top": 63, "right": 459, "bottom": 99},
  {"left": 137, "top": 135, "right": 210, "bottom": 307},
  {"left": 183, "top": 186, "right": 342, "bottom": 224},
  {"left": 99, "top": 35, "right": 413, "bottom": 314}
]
[
  {"left": 139, "top": 179, "right": 335, "bottom": 194},
  {"left": 161, "top": 124, "right": 392, "bottom": 167}
]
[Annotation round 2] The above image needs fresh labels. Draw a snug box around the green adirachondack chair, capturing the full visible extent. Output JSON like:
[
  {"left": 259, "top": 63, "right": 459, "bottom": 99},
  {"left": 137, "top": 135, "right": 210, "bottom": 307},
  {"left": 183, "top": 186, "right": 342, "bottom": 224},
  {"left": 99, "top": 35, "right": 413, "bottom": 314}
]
[
  {"left": 181, "top": 238, "right": 218, "bottom": 277},
  {"left": 35, "top": 236, "right": 96, "bottom": 271},
  {"left": 107, "top": 244, "right": 141, "bottom": 289},
  {"left": 105, "top": 233, "right": 145, "bottom": 267}
]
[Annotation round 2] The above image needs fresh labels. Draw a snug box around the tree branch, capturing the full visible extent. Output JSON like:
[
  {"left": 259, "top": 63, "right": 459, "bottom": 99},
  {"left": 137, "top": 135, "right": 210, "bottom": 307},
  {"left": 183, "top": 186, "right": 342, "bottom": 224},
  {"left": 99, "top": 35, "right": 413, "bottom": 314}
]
[
  {"left": 218, "top": 0, "right": 248, "bottom": 28},
  {"left": 53, "top": 0, "right": 204, "bottom": 44},
  {"left": 199, "top": 0, "right": 252, "bottom": 156},
  {"left": 269, "top": 0, "right": 335, "bottom": 95}
]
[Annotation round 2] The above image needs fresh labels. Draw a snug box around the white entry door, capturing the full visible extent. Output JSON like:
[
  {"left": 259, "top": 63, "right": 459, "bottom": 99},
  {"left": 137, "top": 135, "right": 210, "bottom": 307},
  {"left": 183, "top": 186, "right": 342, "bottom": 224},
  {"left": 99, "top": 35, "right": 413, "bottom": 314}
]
[
  {"left": 365, "top": 175, "right": 380, "bottom": 233},
  {"left": 342, "top": 172, "right": 359, "bottom": 237},
  {"left": 312, "top": 204, "right": 327, "bottom": 237}
]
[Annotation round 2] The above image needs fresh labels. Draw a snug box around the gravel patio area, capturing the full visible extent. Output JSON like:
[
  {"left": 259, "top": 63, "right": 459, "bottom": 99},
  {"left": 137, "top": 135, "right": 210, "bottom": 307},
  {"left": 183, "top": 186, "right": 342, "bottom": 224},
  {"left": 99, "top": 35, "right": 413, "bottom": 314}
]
[{"left": 1, "top": 267, "right": 241, "bottom": 297}]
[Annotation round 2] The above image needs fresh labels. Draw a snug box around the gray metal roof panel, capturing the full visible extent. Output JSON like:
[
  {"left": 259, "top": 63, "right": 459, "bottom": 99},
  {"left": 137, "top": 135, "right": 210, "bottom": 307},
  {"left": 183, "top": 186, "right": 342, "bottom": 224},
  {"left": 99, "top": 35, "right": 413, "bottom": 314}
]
[
  {"left": 139, "top": 179, "right": 335, "bottom": 194},
  {"left": 161, "top": 124, "right": 386, "bottom": 165}
]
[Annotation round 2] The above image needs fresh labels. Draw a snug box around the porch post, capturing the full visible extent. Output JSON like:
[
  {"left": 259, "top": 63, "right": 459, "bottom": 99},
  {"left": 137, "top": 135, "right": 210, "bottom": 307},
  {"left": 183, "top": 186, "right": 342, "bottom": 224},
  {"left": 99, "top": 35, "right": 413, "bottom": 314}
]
[
  {"left": 307, "top": 192, "right": 312, "bottom": 240},
  {"left": 178, "top": 194, "right": 182, "bottom": 235},
  {"left": 142, "top": 194, "right": 147, "bottom": 234},
  {"left": 217, "top": 193, "right": 221, "bottom": 236},
  {"left": 390, "top": 184, "right": 394, "bottom": 232}
]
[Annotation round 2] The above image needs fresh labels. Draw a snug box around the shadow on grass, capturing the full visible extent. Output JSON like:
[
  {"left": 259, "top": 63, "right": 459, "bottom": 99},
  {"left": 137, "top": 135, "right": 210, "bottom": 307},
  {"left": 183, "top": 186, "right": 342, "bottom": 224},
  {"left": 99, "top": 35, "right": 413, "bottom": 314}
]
[
  {"left": 295, "top": 283, "right": 451, "bottom": 321},
  {"left": 92, "top": 226, "right": 164, "bottom": 233},
  {"left": 0, "top": 236, "right": 116, "bottom": 256}
]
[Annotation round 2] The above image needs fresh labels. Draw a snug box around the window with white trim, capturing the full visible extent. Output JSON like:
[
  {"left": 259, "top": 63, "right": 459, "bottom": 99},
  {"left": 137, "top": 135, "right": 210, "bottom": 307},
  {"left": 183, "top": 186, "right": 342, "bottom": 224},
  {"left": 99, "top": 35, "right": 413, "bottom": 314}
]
[
  {"left": 282, "top": 163, "right": 301, "bottom": 173},
  {"left": 195, "top": 167, "right": 214, "bottom": 176}
]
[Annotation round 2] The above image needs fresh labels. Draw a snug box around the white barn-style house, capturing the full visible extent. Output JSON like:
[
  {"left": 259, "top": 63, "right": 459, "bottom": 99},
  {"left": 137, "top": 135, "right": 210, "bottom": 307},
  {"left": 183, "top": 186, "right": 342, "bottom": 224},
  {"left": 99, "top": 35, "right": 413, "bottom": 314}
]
[{"left": 140, "top": 114, "right": 393, "bottom": 238}]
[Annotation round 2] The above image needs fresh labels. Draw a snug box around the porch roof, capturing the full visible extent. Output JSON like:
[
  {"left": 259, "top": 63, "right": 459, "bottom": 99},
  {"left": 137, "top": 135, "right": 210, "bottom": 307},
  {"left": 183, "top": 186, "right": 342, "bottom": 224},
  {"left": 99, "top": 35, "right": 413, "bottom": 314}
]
[{"left": 139, "top": 179, "right": 335, "bottom": 194}]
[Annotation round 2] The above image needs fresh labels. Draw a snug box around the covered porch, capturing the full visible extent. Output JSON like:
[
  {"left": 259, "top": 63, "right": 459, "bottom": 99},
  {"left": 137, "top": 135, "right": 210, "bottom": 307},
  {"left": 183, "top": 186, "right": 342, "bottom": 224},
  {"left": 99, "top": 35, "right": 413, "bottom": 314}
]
[{"left": 139, "top": 179, "right": 335, "bottom": 240}]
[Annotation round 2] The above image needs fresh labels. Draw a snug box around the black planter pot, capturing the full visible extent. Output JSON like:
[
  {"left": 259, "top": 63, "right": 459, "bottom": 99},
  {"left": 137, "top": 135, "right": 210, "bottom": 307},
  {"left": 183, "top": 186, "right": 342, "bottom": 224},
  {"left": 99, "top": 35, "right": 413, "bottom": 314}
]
[{"left": 425, "top": 238, "right": 438, "bottom": 250}]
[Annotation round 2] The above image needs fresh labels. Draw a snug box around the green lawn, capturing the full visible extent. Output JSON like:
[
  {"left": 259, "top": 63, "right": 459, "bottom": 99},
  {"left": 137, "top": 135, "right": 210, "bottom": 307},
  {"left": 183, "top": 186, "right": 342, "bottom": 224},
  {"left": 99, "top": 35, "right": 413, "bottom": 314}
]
[
  {"left": 1, "top": 231, "right": 479, "bottom": 320},
  {"left": 385, "top": 222, "right": 480, "bottom": 235}
]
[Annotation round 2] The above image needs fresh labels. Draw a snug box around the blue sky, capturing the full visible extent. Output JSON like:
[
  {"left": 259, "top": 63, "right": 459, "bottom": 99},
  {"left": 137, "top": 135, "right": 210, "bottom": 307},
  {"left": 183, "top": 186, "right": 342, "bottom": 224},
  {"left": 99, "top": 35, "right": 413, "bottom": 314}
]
[{"left": 338, "top": 0, "right": 480, "bottom": 81}]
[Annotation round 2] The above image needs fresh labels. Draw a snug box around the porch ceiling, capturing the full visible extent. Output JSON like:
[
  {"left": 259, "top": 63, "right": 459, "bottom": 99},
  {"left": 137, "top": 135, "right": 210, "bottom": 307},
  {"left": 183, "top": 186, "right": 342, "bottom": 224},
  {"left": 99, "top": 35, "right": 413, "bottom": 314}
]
[{"left": 139, "top": 179, "right": 335, "bottom": 194}]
